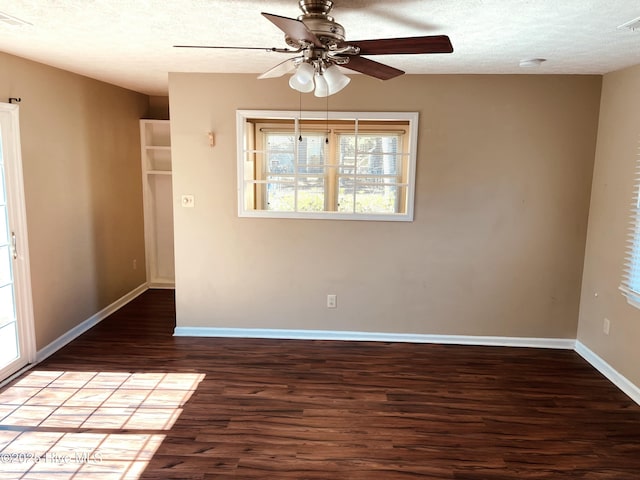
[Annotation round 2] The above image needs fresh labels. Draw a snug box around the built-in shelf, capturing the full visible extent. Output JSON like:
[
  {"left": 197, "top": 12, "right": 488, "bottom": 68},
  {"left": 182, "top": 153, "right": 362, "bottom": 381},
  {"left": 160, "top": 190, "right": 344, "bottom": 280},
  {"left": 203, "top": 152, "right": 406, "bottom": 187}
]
[{"left": 140, "top": 119, "right": 175, "bottom": 289}]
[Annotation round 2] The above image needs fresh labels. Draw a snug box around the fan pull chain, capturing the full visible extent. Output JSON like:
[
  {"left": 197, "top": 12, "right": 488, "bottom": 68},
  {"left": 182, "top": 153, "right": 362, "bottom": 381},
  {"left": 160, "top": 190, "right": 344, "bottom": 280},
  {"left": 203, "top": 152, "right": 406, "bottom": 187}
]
[
  {"left": 299, "top": 91, "right": 303, "bottom": 142},
  {"left": 325, "top": 95, "right": 329, "bottom": 144}
]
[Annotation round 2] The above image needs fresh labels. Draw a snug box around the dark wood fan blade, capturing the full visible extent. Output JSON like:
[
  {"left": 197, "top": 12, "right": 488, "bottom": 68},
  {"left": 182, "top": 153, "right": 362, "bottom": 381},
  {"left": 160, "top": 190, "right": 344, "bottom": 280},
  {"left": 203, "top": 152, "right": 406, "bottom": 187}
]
[
  {"left": 341, "top": 56, "right": 404, "bottom": 80},
  {"left": 346, "top": 35, "right": 453, "bottom": 55},
  {"left": 262, "top": 12, "right": 323, "bottom": 48}
]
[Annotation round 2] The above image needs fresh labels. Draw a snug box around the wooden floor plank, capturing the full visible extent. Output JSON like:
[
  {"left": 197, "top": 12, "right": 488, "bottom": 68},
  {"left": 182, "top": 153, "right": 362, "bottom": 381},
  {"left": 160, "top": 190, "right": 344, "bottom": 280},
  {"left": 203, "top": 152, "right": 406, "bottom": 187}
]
[{"left": 0, "top": 289, "right": 639, "bottom": 479}]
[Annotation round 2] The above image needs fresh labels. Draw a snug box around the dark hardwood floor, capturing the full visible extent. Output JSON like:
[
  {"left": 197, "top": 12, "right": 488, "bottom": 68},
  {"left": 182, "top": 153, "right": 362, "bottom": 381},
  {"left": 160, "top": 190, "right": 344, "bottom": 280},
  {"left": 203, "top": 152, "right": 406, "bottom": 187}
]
[{"left": 1, "top": 288, "right": 640, "bottom": 479}]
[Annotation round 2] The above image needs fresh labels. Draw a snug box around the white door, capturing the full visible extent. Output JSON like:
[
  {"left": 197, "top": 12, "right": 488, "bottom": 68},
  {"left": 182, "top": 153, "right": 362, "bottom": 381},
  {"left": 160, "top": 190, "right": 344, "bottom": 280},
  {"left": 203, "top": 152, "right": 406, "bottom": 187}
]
[{"left": 0, "top": 103, "right": 35, "bottom": 382}]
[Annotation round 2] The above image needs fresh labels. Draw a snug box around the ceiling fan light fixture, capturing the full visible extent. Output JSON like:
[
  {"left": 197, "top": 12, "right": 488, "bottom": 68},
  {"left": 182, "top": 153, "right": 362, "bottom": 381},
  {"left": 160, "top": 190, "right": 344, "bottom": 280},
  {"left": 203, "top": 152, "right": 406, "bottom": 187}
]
[
  {"left": 289, "top": 75, "right": 315, "bottom": 93},
  {"left": 323, "top": 64, "right": 350, "bottom": 95},
  {"left": 289, "top": 62, "right": 315, "bottom": 92},
  {"left": 313, "top": 72, "right": 329, "bottom": 97}
]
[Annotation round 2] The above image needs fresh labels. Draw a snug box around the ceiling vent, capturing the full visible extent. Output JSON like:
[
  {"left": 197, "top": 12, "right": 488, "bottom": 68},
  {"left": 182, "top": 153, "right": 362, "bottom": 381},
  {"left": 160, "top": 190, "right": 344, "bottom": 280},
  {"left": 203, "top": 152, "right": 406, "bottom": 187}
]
[
  {"left": 618, "top": 16, "right": 640, "bottom": 31},
  {"left": 0, "top": 11, "right": 32, "bottom": 26}
]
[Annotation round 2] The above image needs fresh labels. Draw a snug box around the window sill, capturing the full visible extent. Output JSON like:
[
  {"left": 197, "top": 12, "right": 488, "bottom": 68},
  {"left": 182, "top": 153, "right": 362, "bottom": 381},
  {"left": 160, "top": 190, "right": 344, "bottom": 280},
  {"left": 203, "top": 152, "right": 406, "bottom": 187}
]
[
  {"left": 619, "top": 285, "right": 640, "bottom": 310},
  {"left": 238, "top": 209, "right": 413, "bottom": 222}
]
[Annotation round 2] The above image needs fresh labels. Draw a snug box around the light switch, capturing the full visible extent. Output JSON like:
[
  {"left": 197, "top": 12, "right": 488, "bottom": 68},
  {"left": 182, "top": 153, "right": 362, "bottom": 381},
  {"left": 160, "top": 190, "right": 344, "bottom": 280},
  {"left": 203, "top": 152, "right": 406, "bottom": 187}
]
[
  {"left": 181, "top": 195, "right": 195, "bottom": 208},
  {"left": 327, "top": 294, "right": 337, "bottom": 309}
]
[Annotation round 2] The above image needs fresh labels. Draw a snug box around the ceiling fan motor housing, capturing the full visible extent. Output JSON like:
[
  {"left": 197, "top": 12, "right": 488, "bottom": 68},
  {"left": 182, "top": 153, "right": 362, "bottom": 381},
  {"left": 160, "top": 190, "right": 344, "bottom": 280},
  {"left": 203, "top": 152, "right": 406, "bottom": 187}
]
[
  {"left": 298, "top": 0, "right": 333, "bottom": 16},
  {"left": 292, "top": 0, "right": 345, "bottom": 47}
]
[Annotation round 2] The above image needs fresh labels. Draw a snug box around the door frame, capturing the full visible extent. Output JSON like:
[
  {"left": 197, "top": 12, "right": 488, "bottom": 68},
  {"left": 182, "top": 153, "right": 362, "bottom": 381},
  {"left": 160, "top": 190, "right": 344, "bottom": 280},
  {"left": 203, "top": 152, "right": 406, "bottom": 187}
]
[{"left": 0, "top": 102, "right": 36, "bottom": 381}]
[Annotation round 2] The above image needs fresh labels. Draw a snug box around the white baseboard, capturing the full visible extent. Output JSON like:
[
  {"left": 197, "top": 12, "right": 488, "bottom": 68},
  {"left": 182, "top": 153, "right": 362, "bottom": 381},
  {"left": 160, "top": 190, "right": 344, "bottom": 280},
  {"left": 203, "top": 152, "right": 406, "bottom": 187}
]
[
  {"left": 148, "top": 283, "right": 175, "bottom": 290},
  {"left": 173, "top": 327, "right": 576, "bottom": 350},
  {"left": 36, "top": 283, "right": 149, "bottom": 363},
  {"left": 575, "top": 341, "right": 640, "bottom": 406}
]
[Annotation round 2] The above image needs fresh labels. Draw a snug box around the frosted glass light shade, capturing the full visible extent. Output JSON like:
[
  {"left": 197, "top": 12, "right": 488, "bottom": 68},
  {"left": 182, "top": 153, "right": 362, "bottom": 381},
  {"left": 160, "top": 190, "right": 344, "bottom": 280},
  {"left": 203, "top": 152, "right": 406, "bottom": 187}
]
[
  {"left": 289, "top": 62, "right": 315, "bottom": 93},
  {"left": 323, "top": 65, "right": 351, "bottom": 95},
  {"left": 313, "top": 73, "right": 329, "bottom": 97}
]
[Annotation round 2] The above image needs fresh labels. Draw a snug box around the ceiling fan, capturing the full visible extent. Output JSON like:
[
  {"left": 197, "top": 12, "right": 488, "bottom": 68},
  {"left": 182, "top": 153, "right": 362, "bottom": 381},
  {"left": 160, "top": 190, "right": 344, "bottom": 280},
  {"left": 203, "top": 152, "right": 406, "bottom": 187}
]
[{"left": 175, "top": 0, "right": 453, "bottom": 97}]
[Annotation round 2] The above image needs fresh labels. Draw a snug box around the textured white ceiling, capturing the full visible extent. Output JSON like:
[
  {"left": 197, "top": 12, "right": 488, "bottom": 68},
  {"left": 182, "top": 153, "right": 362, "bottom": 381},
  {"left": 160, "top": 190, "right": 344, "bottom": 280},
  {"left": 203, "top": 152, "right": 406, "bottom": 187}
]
[{"left": 1, "top": 0, "right": 639, "bottom": 95}]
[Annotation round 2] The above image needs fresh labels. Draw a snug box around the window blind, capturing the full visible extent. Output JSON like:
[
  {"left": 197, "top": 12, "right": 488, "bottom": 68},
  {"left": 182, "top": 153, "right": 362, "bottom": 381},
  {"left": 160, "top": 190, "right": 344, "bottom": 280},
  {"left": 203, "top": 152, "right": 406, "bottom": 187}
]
[{"left": 620, "top": 150, "right": 640, "bottom": 309}]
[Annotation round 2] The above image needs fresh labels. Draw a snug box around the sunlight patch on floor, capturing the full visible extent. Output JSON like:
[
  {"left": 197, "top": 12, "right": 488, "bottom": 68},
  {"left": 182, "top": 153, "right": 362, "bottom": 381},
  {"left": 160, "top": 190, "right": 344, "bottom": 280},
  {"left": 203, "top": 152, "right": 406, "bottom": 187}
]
[{"left": 0, "top": 370, "right": 204, "bottom": 479}]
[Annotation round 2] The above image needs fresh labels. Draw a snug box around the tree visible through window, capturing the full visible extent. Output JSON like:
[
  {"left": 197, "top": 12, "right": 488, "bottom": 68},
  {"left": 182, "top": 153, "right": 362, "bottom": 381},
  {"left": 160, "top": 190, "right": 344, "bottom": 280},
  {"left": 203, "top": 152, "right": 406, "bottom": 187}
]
[
  {"left": 336, "top": 133, "right": 403, "bottom": 214},
  {"left": 264, "top": 132, "right": 326, "bottom": 212}
]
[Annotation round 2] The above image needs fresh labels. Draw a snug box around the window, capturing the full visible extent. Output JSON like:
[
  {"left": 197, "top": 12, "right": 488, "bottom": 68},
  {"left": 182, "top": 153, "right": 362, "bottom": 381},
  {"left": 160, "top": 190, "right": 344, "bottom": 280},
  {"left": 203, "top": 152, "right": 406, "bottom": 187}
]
[
  {"left": 620, "top": 156, "right": 640, "bottom": 308},
  {"left": 236, "top": 110, "right": 418, "bottom": 221}
]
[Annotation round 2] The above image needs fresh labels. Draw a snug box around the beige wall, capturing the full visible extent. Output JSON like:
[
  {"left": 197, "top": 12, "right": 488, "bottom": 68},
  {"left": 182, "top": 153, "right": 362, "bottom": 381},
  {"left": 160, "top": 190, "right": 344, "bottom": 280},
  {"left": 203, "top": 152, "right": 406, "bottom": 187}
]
[
  {"left": 0, "top": 52, "right": 149, "bottom": 349},
  {"left": 169, "top": 73, "right": 601, "bottom": 339},
  {"left": 578, "top": 64, "right": 640, "bottom": 387}
]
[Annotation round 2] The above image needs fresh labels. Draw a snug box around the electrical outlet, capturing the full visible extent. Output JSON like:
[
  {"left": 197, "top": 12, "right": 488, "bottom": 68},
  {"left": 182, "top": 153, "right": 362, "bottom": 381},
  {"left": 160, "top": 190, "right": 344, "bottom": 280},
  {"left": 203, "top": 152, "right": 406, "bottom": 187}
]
[
  {"left": 603, "top": 318, "right": 610, "bottom": 335},
  {"left": 327, "top": 294, "right": 337, "bottom": 309},
  {"left": 132, "top": 259, "right": 137, "bottom": 270}
]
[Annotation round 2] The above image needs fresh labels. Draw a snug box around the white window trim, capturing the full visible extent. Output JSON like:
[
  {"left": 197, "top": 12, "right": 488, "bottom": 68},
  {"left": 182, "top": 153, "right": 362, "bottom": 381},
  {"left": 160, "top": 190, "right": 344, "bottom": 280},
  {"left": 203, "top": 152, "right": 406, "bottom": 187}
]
[
  {"left": 619, "top": 146, "right": 640, "bottom": 309},
  {"left": 236, "top": 110, "right": 419, "bottom": 222}
]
